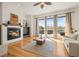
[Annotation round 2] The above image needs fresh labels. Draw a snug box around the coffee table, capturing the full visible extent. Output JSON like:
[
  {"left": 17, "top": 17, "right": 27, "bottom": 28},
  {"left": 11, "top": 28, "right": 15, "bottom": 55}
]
[{"left": 34, "top": 39, "right": 45, "bottom": 45}]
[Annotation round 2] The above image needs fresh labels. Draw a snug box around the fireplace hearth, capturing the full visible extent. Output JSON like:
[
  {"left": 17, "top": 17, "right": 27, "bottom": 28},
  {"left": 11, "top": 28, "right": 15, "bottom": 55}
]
[{"left": 7, "top": 27, "right": 21, "bottom": 40}]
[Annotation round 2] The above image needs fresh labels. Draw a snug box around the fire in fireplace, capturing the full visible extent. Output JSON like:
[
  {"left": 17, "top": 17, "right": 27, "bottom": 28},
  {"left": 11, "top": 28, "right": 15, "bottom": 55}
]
[{"left": 7, "top": 28, "right": 21, "bottom": 40}]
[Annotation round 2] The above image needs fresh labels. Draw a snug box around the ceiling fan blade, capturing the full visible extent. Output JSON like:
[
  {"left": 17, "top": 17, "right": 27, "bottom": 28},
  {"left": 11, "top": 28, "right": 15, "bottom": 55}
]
[
  {"left": 33, "top": 2, "right": 41, "bottom": 6},
  {"left": 44, "top": 2, "right": 52, "bottom": 5},
  {"left": 41, "top": 4, "right": 44, "bottom": 9}
]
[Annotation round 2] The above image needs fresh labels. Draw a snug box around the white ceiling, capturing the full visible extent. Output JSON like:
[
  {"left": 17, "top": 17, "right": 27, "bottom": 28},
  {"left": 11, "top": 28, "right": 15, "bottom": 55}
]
[{"left": 3, "top": 2, "right": 79, "bottom": 15}]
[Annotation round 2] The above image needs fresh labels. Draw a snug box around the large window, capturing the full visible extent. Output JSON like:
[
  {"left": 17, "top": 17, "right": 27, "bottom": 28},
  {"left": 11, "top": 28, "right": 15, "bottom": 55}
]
[
  {"left": 47, "top": 17, "right": 54, "bottom": 37},
  {"left": 57, "top": 16, "right": 66, "bottom": 36},
  {"left": 38, "top": 19, "right": 45, "bottom": 34},
  {"left": 37, "top": 15, "right": 66, "bottom": 37}
]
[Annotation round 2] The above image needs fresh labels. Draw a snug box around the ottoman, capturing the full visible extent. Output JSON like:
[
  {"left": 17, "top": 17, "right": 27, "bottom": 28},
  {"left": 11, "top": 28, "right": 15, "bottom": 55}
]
[{"left": 36, "top": 39, "right": 45, "bottom": 45}]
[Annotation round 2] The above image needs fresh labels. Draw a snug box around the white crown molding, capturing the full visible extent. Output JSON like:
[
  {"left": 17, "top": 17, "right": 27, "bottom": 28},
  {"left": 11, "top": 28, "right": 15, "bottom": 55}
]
[{"left": 34, "top": 7, "right": 78, "bottom": 18}]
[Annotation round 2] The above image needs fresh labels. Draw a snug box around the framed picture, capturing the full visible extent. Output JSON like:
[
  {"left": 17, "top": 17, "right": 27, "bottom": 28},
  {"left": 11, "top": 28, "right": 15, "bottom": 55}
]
[{"left": 10, "top": 13, "right": 19, "bottom": 25}]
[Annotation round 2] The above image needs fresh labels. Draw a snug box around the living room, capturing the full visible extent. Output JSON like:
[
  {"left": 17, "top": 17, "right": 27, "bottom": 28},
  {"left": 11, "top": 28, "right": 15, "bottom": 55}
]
[{"left": 0, "top": 2, "right": 79, "bottom": 57}]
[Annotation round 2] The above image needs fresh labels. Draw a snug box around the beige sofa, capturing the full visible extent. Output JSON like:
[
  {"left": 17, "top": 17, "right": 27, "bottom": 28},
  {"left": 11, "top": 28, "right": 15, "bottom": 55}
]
[{"left": 64, "top": 32, "right": 79, "bottom": 56}]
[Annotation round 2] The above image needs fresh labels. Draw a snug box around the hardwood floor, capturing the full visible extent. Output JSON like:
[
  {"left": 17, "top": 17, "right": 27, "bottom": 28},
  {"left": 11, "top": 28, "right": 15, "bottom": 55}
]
[{"left": 7, "top": 36, "right": 69, "bottom": 57}]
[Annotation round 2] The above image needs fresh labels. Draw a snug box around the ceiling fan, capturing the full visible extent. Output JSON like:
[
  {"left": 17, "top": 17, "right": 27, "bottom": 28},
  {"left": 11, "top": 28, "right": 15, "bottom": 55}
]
[{"left": 33, "top": 2, "right": 52, "bottom": 9}]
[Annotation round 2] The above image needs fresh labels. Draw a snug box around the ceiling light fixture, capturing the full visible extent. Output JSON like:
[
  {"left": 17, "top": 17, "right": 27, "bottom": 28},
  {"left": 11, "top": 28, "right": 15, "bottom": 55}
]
[{"left": 33, "top": 2, "right": 52, "bottom": 9}]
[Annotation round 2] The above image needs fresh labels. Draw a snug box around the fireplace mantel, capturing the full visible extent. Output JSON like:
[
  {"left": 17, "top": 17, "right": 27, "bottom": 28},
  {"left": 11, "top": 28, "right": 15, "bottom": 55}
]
[
  {"left": 7, "top": 25, "right": 21, "bottom": 28},
  {"left": 2, "top": 23, "right": 23, "bottom": 27}
]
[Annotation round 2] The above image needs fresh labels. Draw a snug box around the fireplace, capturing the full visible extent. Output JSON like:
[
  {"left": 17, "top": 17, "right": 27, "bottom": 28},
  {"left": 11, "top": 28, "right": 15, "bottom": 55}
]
[{"left": 7, "top": 27, "right": 21, "bottom": 40}]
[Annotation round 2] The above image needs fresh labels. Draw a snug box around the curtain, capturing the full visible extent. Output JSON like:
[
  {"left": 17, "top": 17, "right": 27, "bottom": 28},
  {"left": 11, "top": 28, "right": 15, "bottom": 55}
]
[
  {"left": 35, "top": 18, "right": 38, "bottom": 36},
  {"left": 45, "top": 16, "right": 47, "bottom": 36},
  {"left": 65, "top": 12, "right": 72, "bottom": 36}
]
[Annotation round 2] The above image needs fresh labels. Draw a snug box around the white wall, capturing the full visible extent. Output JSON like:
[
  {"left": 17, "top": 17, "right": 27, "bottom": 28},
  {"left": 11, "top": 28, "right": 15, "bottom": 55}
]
[
  {"left": 2, "top": 2, "right": 25, "bottom": 25},
  {"left": 24, "top": 15, "right": 31, "bottom": 27},
  {"left": 33, "top": 18, "right": 36, "bottom": 36},
  {"left": 0, "top": 2, "right": 2, "bottom": 24},
  {"left": 72, "top": 8, "right": 79, "bottom": 30}
]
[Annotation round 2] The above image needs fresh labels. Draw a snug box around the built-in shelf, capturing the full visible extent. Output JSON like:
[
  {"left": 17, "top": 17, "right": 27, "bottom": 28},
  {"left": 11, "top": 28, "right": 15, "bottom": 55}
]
[{"left": 23, "top": 27, "right": 30, "bottom": 37}]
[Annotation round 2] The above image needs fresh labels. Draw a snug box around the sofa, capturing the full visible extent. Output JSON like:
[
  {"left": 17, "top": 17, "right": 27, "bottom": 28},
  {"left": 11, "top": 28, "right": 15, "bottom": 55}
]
[{"left": 63, "top": 31, "right": 79, "bottom": 57}]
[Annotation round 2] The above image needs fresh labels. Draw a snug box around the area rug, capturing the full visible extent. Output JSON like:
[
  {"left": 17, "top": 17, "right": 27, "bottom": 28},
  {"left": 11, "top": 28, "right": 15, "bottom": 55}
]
[{"left": 22, "top": 39, "right": 56, "bottom": 57}]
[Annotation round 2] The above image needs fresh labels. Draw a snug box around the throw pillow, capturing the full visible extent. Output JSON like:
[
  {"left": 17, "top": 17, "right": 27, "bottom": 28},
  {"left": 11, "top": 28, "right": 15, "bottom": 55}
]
[{"left": 69, "top": 34, "right": 78, "bottom": 40}]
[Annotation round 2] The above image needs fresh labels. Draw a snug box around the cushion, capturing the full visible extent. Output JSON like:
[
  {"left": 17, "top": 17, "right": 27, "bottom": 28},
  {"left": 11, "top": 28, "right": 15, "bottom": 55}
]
[{"left": 67, "top": 34, "right": 78, "bottom": 40}]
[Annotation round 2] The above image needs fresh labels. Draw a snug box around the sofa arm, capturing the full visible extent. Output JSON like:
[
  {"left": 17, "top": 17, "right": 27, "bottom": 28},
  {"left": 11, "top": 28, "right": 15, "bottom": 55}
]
[
  {"left": 63, "top": 36, "right": 73, "bottom": 40},
  {"left": 69, "top": 41, "right": 79, "bottom": 56}
]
